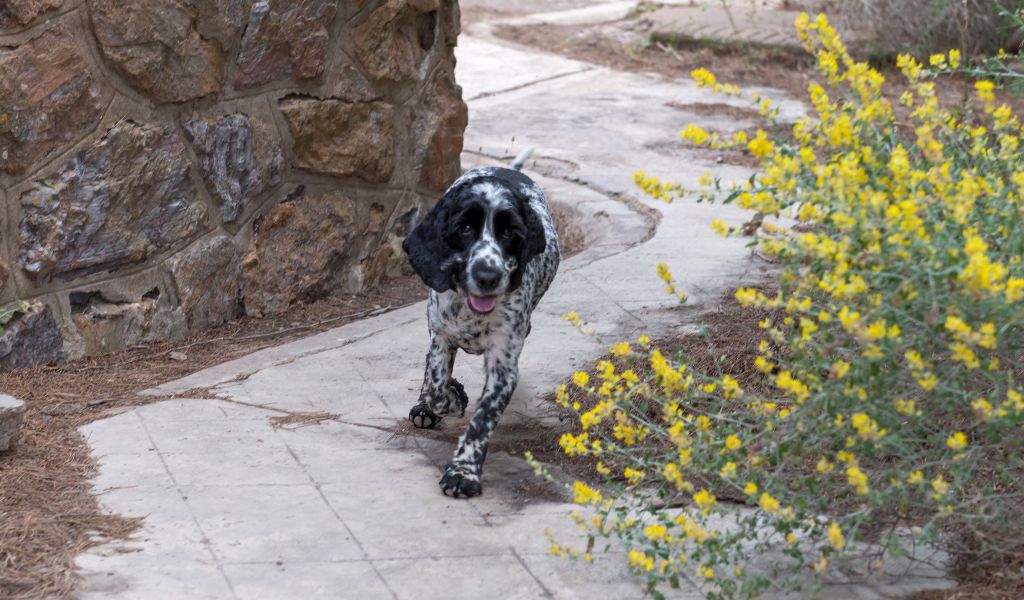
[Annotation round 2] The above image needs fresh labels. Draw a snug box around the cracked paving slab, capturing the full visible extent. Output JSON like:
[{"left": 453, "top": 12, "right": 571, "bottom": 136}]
[{"left": 74, "top": 2, "right": 952, "bottom": 599}]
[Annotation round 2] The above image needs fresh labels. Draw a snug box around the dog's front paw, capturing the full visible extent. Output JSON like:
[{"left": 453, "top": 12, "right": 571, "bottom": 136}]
[
  {"left": 409, "top": 402, "right": 442, "bottom": 429},
  {"left": 418, "top": 378, "right": 469, "bottom": 420},
  {"left": 439, "top": 462, "right": 482, "bottom": 498},
  {"left": 445, "top": 378, "right": 470, "bottom": 416}
]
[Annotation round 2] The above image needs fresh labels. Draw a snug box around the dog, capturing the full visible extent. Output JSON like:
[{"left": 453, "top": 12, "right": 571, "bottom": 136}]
[{"left": 402, "top": 150, "right": 560, "bottom": 498}]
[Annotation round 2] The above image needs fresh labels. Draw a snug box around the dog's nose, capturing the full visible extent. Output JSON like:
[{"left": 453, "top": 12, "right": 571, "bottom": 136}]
[{"left": 472, "top": 264, "right": 502, "bottom": 291}]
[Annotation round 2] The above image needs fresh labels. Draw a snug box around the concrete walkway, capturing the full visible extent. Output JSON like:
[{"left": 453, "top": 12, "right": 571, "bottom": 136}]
[{"left": 76, "top": 3, "right": 949, "bottom": 599}]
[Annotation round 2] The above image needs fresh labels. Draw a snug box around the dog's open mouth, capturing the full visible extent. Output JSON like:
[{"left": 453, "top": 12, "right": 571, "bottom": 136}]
[{"left": 467, "top": 293, "right": 498, "bottom": 314}]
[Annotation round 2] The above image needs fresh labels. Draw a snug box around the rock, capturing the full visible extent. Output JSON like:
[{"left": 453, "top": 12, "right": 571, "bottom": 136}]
[
  {"left": 0, "top": 0, "right": 62, "bottom": 29},
  {"left": 325, "top": 61, "right": 378, "bottom": 102},
  {"left": 354, "top": 0, "right": 440, "bottom": 82},
  {"left": 0, "top": 26, "right": 106, "bottom": 175},
  {"left": 0, "top": 261, "right": 8, "bottom": 297},
  {"left": 0, "top": 394, "right": 26, "bottom": 452},
  {"left": 18, "top": 121, "right": 207, "bottom": 282},
  {"left": 233, "top": 0, "right": 339, "bottom": 90},
  {"left": 241, "top": 188, "right": 357, "bottom": 317},
  {"left": 183, "top": 114, "right": 283, "bottom": 223},
  {"left": 166, "top": 235, "right": 241, "bottom": 329},
  {"left": 87, "top": 0, "right": 230, "bottom": 103},
  {"left": 195, "top": 0, "right": 254, "bottom": 50},
  {"left": 0, "top": 303, "right": 65, "bottom": 371},
  {"left": 70, "top": 289, "right": 165, "bottom": 355},
  {"left": 413, "top": 68, "right": 466, "bottom": 192},
  {"left": 168, "top": 350, "right": 187, "bottom": 362},
  {"left": 280, "top": 97, "right": 395, "bottom": 182}
]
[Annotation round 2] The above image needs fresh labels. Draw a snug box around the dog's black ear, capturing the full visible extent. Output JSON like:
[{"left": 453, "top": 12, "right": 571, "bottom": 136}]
[
  {"left": 510, "top": 187, "right": 548, "bottom": 290},
  {"left": 403, "top": 188, "right": 460, "bottom": 292}
]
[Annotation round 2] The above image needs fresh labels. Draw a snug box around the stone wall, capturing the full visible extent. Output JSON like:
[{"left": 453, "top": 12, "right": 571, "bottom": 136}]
[{"left": 0, "top": 0, "right": 467, "bottom": 367}]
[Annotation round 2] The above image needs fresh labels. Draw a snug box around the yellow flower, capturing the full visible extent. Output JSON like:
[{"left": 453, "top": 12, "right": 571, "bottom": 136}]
[
  {"left": 725, "top": 434, "right": 742, "bottom": 451},
  {"left": 637, "top": 334, "right": 651, "bottom": 346},
  {"left": 692, "top": 488, "right": 717, "bottom": 513},
  {"left": 948, "top": 49, "right": 961, "bottom": 69},
  {"left": 827, "top": 522, "right": 846, "bottom": 551},
  {"left": 629, "top": 549, "right": 654, "bottom": 572},
  {"left": 830, "top": 360, "right": 851, "bottom": 379},
  {"left": 560, "top": 432, "right": 591, "bottom": 457},
  {"left": 663, "top": 462, "right": 685, "bottom": 489},
  {"left": 573, "top": 371, "right": 590, "bottom": 387},
  {"left": 721, "top": 375, "right": 743, "bottom": 399},
  {"left": 691, "top": 67, "right": 717, "bottom": 88},
  {"left": 758, "top": 492, "right": 781, "bottom": 515},
  {"left": 644, "top": 524, "right": 667, "bottom": 542},
  {"left": 976, "top": 80, "right": 995, "bottom": 103},
  {"left": 680, "top": 123, "right": 711, "bottom": 146},
  {"left": 946, "top": 432, "right": 968, "bottom": 451},
  {"left": 580, "top": 400, "right": 613, "bottom": 431},
  {"left": 610, "top": 342, "right": 630, "bottom": 357},
  {"left": 744, "top": 482, "right": 759, "bottom": 496},
  {"left": 572, "top": 481, "right": 603, "bottom": 505},
  {"left": 748, "top": 130, "right": 774, "bottom": 159},
  {"left": 720, "top": 461, "right": 737, "bottom": 479},
  {"left": 917, "top": 373, "right": 937, "bottom": 391},
  {"left": 624, "top": 467, "right": 645, "bottom": 485},
  {"left": 817, "top": 457, "right": 834, "bottom": 474},
  {"left": 846, "top": 466, "right": 869, "bottom": 495},
  {"left": 851, "top": 412, "right": 887, "bottom": 442},
  {"left": 907, "top": 470, "right": 924, "bottom": 485}
]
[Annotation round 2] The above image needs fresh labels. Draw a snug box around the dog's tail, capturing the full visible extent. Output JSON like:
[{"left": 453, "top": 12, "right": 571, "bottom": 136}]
[{"left": 510, "top": 146, "right": 534, "bottom": 171}]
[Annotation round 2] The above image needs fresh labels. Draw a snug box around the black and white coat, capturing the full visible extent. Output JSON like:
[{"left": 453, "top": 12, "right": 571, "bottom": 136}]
[{"left": 402, "top": 164, "right": 560, "bottom": 498}]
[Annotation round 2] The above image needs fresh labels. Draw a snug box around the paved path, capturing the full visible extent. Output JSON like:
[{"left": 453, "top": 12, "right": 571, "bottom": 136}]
[{"left": 75, "top": 3, "right": 948, "bottom": 599}]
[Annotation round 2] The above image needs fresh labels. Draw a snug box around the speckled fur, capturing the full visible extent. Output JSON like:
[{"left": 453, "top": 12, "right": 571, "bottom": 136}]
[{"left": 403, "top": 166, "right": 560, "bottom": 498}]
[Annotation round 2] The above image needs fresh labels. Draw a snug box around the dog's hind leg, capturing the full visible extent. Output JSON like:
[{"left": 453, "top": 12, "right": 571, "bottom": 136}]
[
  {"left": 409, "top": 334, "right": 469, "bottom": 429},
  {"left": 439, "top": 344, "right": 522, "bottom": 498}
]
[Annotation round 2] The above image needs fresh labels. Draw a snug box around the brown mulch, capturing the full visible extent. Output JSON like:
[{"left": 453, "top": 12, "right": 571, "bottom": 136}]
[
  {"left": 0, "top": 201, "right": 589, "bottom": 600},
  {"left": 907, "top": 581, "right": 1024, "bottom": 600},
  {"left": 551, "top": 202, "right": 587, "bottom": 260},
  {"left": 495, "top": 19, "right": 818, "bottom": 102}
]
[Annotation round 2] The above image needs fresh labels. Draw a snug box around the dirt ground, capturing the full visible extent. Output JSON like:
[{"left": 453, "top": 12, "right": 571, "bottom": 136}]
[{"left": 0, "top": 202, "right": 586, "bottom": 600}]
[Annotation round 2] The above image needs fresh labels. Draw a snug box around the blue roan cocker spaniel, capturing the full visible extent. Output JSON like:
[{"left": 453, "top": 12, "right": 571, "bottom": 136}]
[{"left": 402, "top": 153, "right": 560, "bottom": 498}]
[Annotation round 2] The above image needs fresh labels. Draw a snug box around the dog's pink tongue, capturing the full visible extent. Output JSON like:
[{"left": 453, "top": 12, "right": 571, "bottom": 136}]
[{"left": 468, "top": 294, "right": 497, "bottom": 313}]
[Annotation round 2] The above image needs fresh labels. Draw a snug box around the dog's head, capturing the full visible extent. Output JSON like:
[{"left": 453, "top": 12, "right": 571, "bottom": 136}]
[{"left": 402, "top": 168, "right": 547, "bottom": 314}]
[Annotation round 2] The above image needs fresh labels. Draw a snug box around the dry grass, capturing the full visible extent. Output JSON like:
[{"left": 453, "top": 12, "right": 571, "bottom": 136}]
[
  {"left": 269, "top": 411, "right": 340, "bottom": 430},
  {"left": 827, "top": 0, "right": 1022, "bottom": 57},
  {"left": 0, "top": 408, "right": 139, "bottom": 599}
]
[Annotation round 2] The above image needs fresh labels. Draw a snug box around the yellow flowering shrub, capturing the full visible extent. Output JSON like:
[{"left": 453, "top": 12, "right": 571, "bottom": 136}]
[{"left": 539, "top": 13, "right": 1024, "bottom": 599}]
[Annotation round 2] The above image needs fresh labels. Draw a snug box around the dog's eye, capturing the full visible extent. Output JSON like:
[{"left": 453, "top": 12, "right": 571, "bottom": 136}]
[
  {"left": 499, "top": 228, "right": 514, "bottom": 240},
  {"left": 459, "top": 224, "right": 474, "bottom": 237}
]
